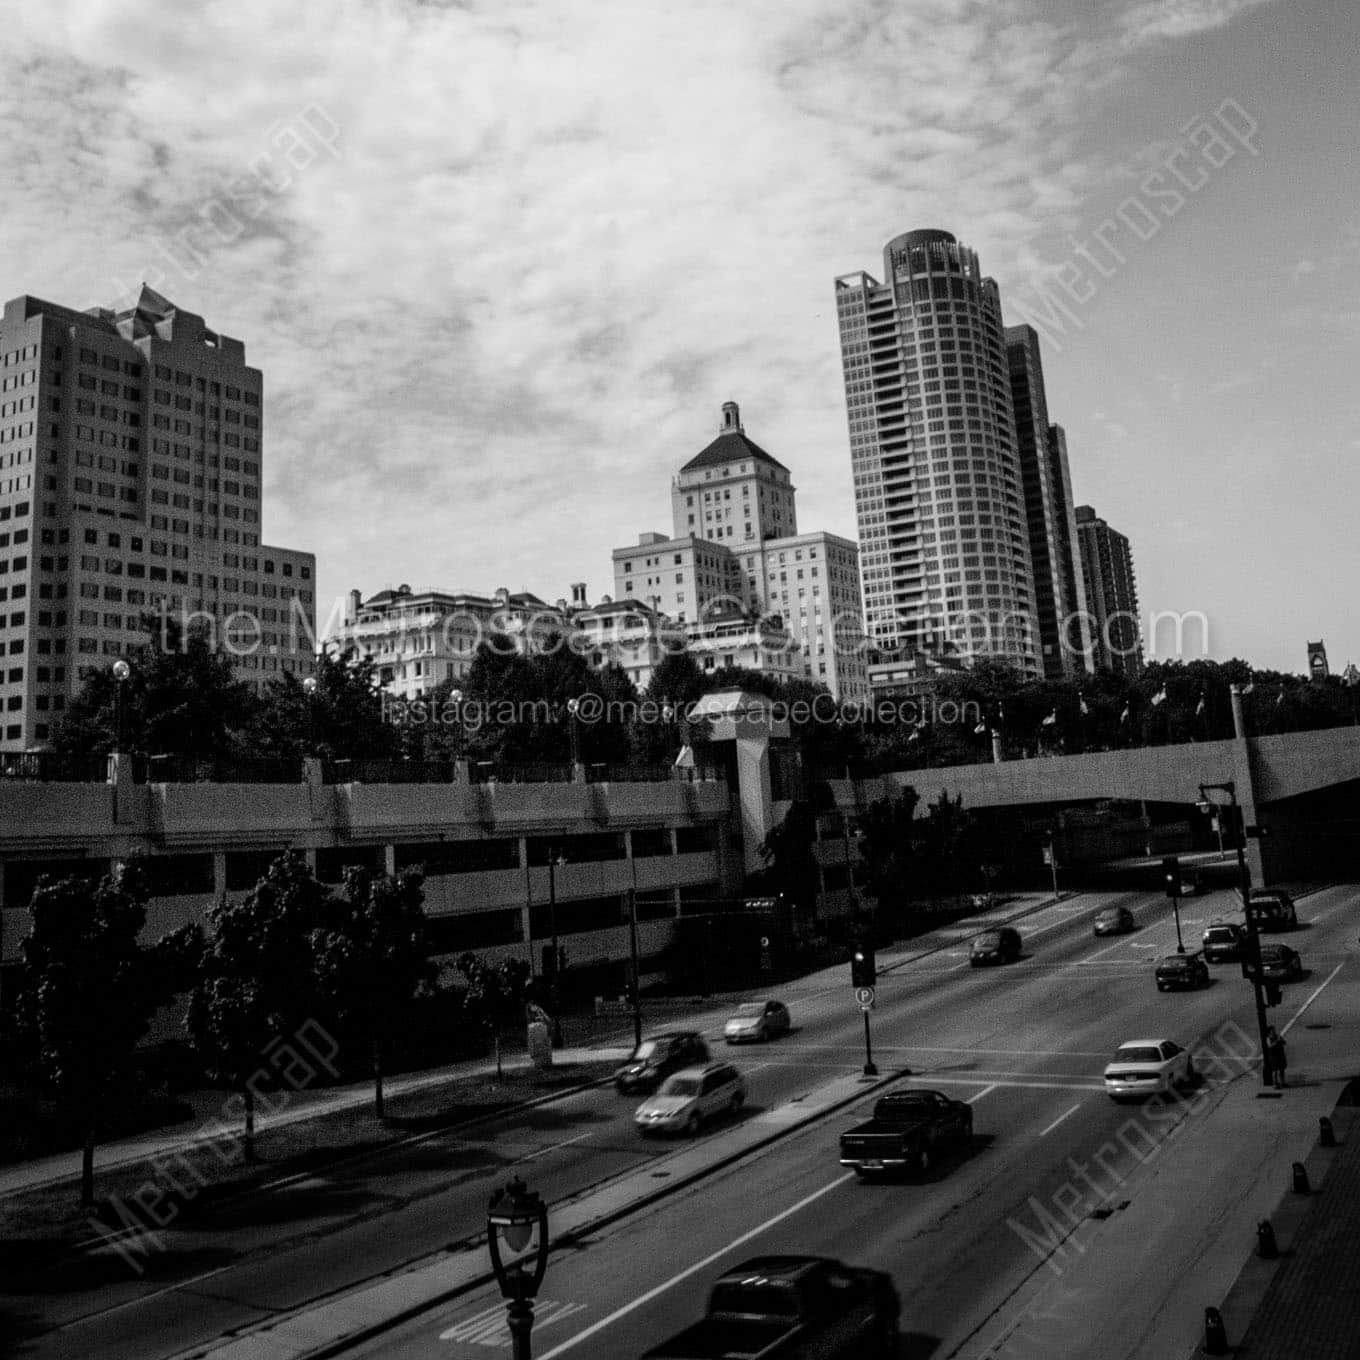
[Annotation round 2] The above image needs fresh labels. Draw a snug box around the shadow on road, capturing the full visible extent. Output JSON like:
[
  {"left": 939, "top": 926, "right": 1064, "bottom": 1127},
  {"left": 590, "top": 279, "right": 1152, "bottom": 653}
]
[{"left": 2, "top": 1240, "right": 239, "bottom": 1294}]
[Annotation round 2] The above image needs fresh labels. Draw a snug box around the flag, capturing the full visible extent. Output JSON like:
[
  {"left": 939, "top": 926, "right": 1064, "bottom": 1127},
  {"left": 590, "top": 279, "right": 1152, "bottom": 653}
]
[
  {"left": 1195, "top": 693, "right": 1206, "bottom": 716},
  {"left": 1120, "top": 704, "right": 1130, "bottom": 724},
  {"left": 1079, "top": 696, "right": 1090, "bottom": 716},
  {"left": 1151, "top": 687, "right": 1167, "bottom": 707},
  {"left": 1242, "top": 681, "right": 1255, "bottom": 694},
  {"left": 1041, "top": 710, "right": 1057, "bottom": 727},
  {"left": 1275, "top": 690, "right": 1285, "bottom": 706},
  {"left": 974, "top": 721, "right": 988, "bottom": 735},
  {"left": 907, "top": 729, "right": 920, "bottom": 743}
]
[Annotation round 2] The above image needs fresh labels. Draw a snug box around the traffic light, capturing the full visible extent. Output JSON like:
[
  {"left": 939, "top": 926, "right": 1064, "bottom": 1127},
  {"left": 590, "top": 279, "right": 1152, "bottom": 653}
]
[
  {"left": 1264, "top": 980, "right": 1282, "bottom": 1007},
  {"left": 851, "top": 945, "right": 876, "bottom": 989},
  {"left": 1162, "top": 856, "right": 1182, "bottom": 899}
]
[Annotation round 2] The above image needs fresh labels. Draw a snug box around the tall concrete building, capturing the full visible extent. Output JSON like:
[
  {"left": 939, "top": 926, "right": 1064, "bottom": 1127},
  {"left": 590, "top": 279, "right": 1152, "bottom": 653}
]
[
  {"left": 835, "top": 230, "right": 1040, "bottom": 677},
  {"left": 1075, "top": 505, "right": 1142, "bottom": 677},
  {"left": 0, "top": 286, "right": 315, "bottom": 752},
  {"left": 1004, "top": 325, "right": 1092, "bottom": 678},
  {"left": 614, "top": 402, "right": 868, "bottom": 700}
]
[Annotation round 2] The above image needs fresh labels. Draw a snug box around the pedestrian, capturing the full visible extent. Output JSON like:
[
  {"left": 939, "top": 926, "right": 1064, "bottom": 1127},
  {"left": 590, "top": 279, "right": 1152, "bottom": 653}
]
[{"left": 1265, "top": 1027, "right": 1287, "bottom": 1089}]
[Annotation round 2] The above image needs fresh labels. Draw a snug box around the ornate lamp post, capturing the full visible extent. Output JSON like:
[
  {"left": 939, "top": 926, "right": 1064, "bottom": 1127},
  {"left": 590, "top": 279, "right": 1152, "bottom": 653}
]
[
  {"left": 565, "top": 696, "right": 582, "bottom": 773},
  {"left": 1198, "top": 781, "right": 1272, "bottom": 1086},
  {"left": 112, "top": 659, "right": 131, "bottom": 754},
  {"left": 449, "top": 686, "right": 465, "bottom": 765},
  {"left": 487, "top": 1176, "right": 550, "bottom": 1360},
  {"left": 301, "top": 674, "right": 318, "bottom": 755}
]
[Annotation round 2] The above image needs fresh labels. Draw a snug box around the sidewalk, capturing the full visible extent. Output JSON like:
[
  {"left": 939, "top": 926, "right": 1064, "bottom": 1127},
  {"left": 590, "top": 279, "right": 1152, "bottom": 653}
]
[
  {"left": 1198, "top": 1083, "right": 1360, "bottom": 1359},
  {"left": 0, "top": 889, "right": 1064, "bottom": 1203}
]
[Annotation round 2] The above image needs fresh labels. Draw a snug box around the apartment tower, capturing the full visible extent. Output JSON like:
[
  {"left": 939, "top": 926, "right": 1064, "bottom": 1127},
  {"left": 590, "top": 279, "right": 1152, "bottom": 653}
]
[
  {"left": 835, "top": 230, "right": 1040, "bottom": 676},
  {"left": 1074, "top": 505, "right": 1142, "bottom": 677}
]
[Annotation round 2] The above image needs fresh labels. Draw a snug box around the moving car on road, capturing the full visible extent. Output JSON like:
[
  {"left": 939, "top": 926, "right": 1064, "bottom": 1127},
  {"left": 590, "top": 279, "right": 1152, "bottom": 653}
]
[
  {"left": 641, "top": 1255, "right": 900, "bottom": 1359},
  {"left": 1242, "top": 942, "right": 1304, "bottom": 982},
  {"left": 634, "top": 1062, "right": 744, "bottom": 1136},
  {"left": 724, "top": 999, "right": 791, "bottom": 1044},
  {"left": 1103, "top": 1038, "right": 1195, "bottom": 1100},
  {"left": 614, "top": 1031, "right": 710, "bottom": 1094},
  {"left": 1155, "top": 952, "right": 1210, "bottom": 991},
  {"left": 970, "top": 926, "right": 1022, "bottom": 966},
  {"left": 1093, "top": 905, "right": 1135, "bottom": 936},
  {"left": 1202, "top": 922, "right": 1248, "bottom": 963},
  {"left": 839, "top": 1088, "right": 974, "bottom": 1178},
  {"left": 1245, "top": 889, "right": 1299, "bottom": 931}
]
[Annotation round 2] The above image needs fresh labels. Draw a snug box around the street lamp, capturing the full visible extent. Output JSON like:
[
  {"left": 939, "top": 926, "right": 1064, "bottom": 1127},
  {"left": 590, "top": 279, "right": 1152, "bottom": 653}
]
[
  {"left": 449, "top": 687, "right": 465, "bottom": 763},
  {"left": 487, "top": 1176, "right": 550, "bottom": 1360},
  {"left": 565, "top": 697, "right": 582, "bottom": 772},
  {"left": 546, "top": 848, "right": 566, "bottom": 1047},
  {"left": 301, "top": 675, "right": 318, "bottom": 756},
  {"left": 112, "top": 659, "right": 131, "bottom": 754},
  {"left": 626, "top": 845, "right": 644, "bottom": 1050},
  {"left": 1198, "top": 781, "right": 1272, "bottom": 1086}
]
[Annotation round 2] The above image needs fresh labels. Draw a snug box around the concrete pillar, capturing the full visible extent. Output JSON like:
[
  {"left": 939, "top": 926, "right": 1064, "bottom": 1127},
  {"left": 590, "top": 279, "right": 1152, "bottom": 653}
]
[
  {"left": 383, "top": 843, "right": 397, "bottom": 876},
  {"left": 734, "top": 732, "right": 775, "bottom": 875},
  {"left": 212, "top": 851, "right": 228, "bottom": 898},
  {"left": 991, "top": 729, "right": 1003, "bottom": 764},
  {"left": 1227, "top": 687, "right": 1266, "bottom": 882}
]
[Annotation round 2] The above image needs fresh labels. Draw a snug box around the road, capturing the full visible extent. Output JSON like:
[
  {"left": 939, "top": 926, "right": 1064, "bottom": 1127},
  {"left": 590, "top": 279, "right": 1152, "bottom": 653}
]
[
  {"left": 335, "top": 883, "right": 1359, "bottom": 1360},
  {"left": 4, "top": 889, "right": 1109, "bottom": 1360}
]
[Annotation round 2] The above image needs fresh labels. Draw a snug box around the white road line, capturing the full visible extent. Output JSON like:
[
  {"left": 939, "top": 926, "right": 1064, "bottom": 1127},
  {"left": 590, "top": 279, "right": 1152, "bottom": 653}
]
[
  {"left": 536, "top": 1172, "right": 857, "bottom": 1358},
  {"left": 1281, "top": 961, "right": 1347, "bottom": 1038},
  {"left": 521, "top": 1130, "right": 595, "bottom": 1161},
  {"left": 965, "top": 1084, "right": 998, "bottom": 1104},
  {"left": 912, "top": 1076, "right": 1105, "bottom": 1092},
  {"left": 1080, "top": 936, "right": 1134, "bottom": 962},
  {"left": 1038, "top": 1102, "right": 1082, "bottom": 1137}
]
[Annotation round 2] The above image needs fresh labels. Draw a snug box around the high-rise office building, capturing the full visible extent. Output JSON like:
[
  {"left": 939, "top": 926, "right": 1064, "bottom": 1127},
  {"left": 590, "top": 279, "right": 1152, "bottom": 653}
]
[
  {"left": 0, "top": 285, "right": 315, "bottom": 752},
  {"left": 1075, "top": 505, "right": 1142, "bottom": 677},
  {"left": 1004, "top": 325, "right": 1092, "bottom": 678},
  {"left": 835, "top": 230, "right": 1040, "bottom": 677}
]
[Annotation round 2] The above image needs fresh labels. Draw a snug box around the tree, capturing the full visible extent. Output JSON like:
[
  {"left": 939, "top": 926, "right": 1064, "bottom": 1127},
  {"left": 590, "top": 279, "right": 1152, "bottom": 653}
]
[
  {"left": 311, "top": 866, "right": 435, "bottom": 1118},
  {"left": 251, "top": 645, "right": 399, "bottom": 762},
  {"left": 187, "top": 853, "right": 332, "bottom": 1162},
  {"left": 855, "top": 787, "right": 922, "bottom": 927},
  {"left": 758, "top": 789, "right": 833, "bottom": 930},
  {"left": 17, "top": 865, "right": 200, "bottom": 1205},
  {"left": 456, "top": 953, "right": 531, "bottom": 1080},
  {"left": 51, "top": 616, "right": 258, "bottom": 760}
]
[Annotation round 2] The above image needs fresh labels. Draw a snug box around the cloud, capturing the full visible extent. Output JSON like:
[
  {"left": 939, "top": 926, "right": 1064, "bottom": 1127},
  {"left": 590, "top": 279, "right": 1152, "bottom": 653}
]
[
  {"left": 1117, "top": 0, "right": 1281, "bottom": 47},
  {"left": 1290, "top": 258, "right": 1317, "bottom": 278}
]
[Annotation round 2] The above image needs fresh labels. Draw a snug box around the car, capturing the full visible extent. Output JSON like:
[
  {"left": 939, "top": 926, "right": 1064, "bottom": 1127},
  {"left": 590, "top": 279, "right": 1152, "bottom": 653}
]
[
  {"left": 724, "top": 999, "right": 791, "bottom": 1044},
  {"left": 1103, "top": 1039, "right": 1195, "bottom": 1100},
  {"left": 1202, "top": 922, "right": 1248, "bottom": 963},
  {"left": 1155, "top": 951, "right": 1210, "bottom": 991},
  {"left": 1093, "top": 905, "right": 1135, "bottom": 936},
  {"left": 634, "top": 1062, "right": 745, "bottom": 1136},
  {"left": 1242, "top": 942, "right": 1303, "bottom": 982},
  {"left": 614, "top": 1031, "right": 711, "bottom": 1094},
  {"left": 970, "top": 926, "right": 1022, "bottom": 965},
  {"left": 1245, "top": 889, "right": 1298, "bottom": 931}
]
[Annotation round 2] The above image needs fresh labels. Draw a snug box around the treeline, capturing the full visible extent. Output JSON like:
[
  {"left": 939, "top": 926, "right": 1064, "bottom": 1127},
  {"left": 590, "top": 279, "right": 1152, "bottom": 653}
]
[{"left": 2, "top": 854, "right": 532, "bottom": 1207}]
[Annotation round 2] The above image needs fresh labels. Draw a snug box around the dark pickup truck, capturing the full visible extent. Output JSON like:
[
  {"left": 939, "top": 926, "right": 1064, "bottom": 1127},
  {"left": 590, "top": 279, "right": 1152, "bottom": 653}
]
[
  {"left": 641, "top": 1255, "right": 899, "bottom": 1360},
  {"left": 840, "top": 1088, "right": 973, "bottom": 1178}
]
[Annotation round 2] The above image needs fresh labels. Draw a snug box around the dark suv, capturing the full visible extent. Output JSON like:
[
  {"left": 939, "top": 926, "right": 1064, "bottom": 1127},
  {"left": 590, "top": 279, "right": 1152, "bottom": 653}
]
[
  {"left": 1155, "top": 952, "right": 1210, "bottom": 991},
  {"left": 614, "top": 1031, "right": 711, "bottom": 1094},
  {"left": 1245, "top": 889, "right": 1298, "bottom": 931},
  {"left": 1242, "top": 943, "right": 1303, "bottom": 982},
  {"left": 1202, "top": 922, "right": 1247, "bottom": 963},
  {"left": 970, "top": 927, "right": 1022, "bottom": 966}
]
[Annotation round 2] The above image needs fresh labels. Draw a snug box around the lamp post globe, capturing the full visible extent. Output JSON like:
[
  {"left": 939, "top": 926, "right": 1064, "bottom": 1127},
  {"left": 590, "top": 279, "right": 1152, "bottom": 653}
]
[
  {"left": 487, "top": 1176, "right": 549, "bottom": 1359},
  {"left": 112, "top": 659, "right": 131, "bottom": 754}
]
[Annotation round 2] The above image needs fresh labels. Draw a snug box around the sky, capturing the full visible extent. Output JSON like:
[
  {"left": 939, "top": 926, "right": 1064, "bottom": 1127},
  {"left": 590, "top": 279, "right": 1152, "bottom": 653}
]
[{"left": 2, "top": 0, "right": 1357, "bottom": 674}]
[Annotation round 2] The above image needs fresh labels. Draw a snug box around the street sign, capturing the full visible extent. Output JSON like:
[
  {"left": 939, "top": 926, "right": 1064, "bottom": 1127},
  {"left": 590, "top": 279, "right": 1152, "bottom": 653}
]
[{"left": 855, "top": 985, "right": 876, "bottom": 1010}]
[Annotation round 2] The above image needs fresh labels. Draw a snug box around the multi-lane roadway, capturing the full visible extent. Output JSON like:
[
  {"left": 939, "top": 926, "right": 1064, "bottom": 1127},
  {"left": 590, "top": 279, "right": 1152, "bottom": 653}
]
[{"left": 8, "top": 883, "right": 1356, "bottom": 1360}]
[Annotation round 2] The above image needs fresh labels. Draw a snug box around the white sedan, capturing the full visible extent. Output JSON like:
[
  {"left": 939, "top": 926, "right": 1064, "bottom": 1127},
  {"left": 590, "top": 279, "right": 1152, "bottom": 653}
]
[{"left": 1103, "top": 1039, "right": 1196, "bottom": 1100}]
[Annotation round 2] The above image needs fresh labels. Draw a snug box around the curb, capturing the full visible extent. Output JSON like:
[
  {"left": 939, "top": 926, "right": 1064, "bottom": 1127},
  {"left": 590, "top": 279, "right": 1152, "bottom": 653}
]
[{"left": 179, "top": 1066, "right": 914, "bottom": 1360}]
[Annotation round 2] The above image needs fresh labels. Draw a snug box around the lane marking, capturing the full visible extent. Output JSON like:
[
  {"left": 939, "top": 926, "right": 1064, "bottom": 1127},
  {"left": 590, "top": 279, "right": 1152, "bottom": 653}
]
[
  {"left": 1080, "top": 936, "right": 1136, "bottom": 962},
  {"left": 965, "top": 1084, "right": 998, "bottom": 1104},
  {"left": 792, "top": 1044, "right": 1115, "bottom": 1058},
  {"left": 521, "top": 1130, "right": 595, "bottom": 1162},
  {"left": 1281, "top": 961, "right": 1347, "bottom": 1038},
  {"left": 536, "top": 1172, "right": 857, "bottom": 1357},
  {"left": 1038, "top": 1102, "right": 1082, "bottom": 1137}
]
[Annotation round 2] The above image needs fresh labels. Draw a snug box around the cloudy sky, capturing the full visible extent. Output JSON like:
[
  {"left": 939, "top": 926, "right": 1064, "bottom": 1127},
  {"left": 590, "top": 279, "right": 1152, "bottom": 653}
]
[{"left": 3, "top": 0, "right": 1357, "bottom": 673}]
